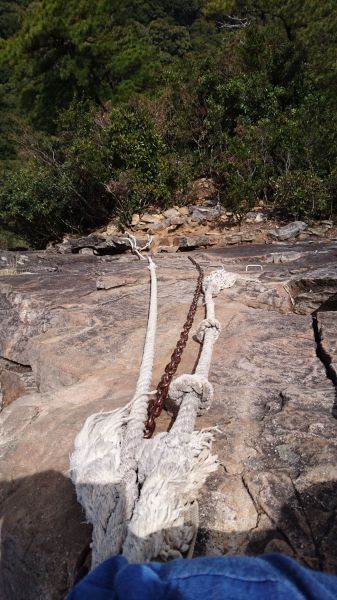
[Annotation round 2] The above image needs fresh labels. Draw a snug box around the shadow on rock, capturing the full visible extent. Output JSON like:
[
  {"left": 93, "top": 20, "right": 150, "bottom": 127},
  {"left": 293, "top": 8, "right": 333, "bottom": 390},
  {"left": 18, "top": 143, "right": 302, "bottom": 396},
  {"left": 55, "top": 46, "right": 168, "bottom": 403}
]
[
  {"left": 0, "top": 470, "right": 91, "bottom": 600},
  {"left": 1, "top": 473, "right": 337, "bottom": 600},
  {"left": 312, "top": 292, "right": 337, "bottom": 417}
]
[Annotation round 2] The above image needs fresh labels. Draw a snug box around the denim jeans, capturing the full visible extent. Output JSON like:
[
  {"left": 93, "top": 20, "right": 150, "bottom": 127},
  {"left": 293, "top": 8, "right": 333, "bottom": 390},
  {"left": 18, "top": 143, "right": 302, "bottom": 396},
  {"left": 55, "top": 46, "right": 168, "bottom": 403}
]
[{"left": 67, "top": 553, "right": 337, "bottom": 599}]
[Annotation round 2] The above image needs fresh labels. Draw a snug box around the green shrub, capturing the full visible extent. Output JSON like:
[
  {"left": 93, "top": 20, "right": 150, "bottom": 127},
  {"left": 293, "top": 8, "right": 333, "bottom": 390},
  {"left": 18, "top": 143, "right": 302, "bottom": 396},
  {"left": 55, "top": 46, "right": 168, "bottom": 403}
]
[
  {"left": 272, "top": 170, "right": 329, "bottom": 220},
  {"left": 1, "top": 1, "right": 337, "bottom": 244},
  {"left": 0, "top": 102, "right": 173, "bottom": 246},
  {"left": 103, "top": 106, "right": 171, "bottom": 222},
  {"left": 0, "top": 228, "right": 29, "bottom": 250},
  {"left": 0, "top": 165, "right": 79, "bottom": 247}
]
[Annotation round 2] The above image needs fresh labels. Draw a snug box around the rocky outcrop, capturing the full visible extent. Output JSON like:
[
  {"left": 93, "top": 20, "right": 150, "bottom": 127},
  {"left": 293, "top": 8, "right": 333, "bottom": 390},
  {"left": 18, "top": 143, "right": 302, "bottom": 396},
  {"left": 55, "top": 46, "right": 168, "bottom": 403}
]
[
  {"left": 55, "top": 234, "right": 144, "bottom": 255},
  {"left": 49, "top": 211, "right": 337, "bottom": 255},
  {"left": 269, "top": 221, "right": 308, "bottom": 240},
  {"left": 1, "top": 241, "right": 337, "bottom": 598}
]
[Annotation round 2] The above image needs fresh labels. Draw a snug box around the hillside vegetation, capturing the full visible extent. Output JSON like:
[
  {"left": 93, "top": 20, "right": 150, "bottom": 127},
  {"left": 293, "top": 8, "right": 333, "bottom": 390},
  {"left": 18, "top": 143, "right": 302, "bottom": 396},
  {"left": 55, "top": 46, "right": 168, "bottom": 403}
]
[{"left": 0, "top": 0, "right": 336, "bottom": 247}]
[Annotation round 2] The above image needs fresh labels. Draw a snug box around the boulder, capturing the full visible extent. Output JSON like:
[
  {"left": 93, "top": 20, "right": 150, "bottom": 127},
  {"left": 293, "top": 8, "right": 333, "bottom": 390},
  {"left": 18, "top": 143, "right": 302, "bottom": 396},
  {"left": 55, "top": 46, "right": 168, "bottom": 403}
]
[
  {"left": 168, "top": 216, "right": 186, "bottom": 227},
  {"left": 177, "top": 206, "right": 189, "bottom": 216},
  {"left": 140, "top": 213, "right": 163, "bottom": 223},
  {"left": 222, "top": 233, "right": 242, "bottom": 245},
  {"left": 79, "top": 247, "right": 95, "bottom": 255},
  {"left": 163, "top": 207, "right": 181, "bottom": 219},
  {"left": 245, "top": 211, "right": 265, "bottom": 223},
  {"left": 190, "top": 207, "right": 220, "bottom": 222},
  {"left": 321, "top": 220, "right": 333, "bottom": 228},
  {"left": 147, "top": 220, "right": 170, "bottom": 234},
  {"left": 56, "top": 239, "right": 72, "bottom": 254},
  {"left": 306, "top": 225, "right": 330, "bottom": 236},
  {"left": 269, "top": 221, "right": 308, "bottom": 241},
  {"left": 174, "top": 235, "right": 218, "bottom": 249}
]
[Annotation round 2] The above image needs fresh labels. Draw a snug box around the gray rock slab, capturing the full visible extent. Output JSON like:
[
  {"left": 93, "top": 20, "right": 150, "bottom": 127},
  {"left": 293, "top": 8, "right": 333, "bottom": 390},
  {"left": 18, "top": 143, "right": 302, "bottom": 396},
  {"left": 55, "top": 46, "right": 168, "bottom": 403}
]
[{"left": 269, "top": 221, "right": 308, "bottom": 241}]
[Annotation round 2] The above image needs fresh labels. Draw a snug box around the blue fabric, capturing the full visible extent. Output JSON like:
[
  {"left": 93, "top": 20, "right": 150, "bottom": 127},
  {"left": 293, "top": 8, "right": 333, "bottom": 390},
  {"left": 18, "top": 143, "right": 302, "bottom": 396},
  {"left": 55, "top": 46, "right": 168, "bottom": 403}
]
[{"left": 67, "top": 553, "right": 337, "bottom": 600}]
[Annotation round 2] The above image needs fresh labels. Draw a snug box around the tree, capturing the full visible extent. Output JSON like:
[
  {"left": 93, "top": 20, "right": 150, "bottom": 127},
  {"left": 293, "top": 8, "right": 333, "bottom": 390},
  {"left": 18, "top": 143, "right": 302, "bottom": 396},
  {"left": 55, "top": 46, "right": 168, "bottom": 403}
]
[{"left": 0, "top": 0, "right": 336, "bottom": 246}]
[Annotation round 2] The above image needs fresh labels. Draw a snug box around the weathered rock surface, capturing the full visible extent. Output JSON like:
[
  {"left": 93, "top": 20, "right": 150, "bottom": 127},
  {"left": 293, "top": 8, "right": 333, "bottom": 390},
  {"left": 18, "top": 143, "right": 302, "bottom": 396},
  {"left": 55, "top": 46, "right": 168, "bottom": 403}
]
[
  {"left": 190, "top": 207, "right": 220, "bottom": 222},
  {"left": 288, "top": 266, "right": 337, "bottom": 314},
  {"left": 1, "top": 241, "right": 337, "bottom": 598},
  {"left": 245, "top": 210, "right": 266, "bottom": 223},
  {"left": 0, "top": 358, "right": 36, "bottom": 410},
  {"left": 163, "top": 207, "right": 181, "bottom": 219},
  {"left": 174, "top": 234, "right": 219, "bottom": 249},
  {"left": 269, "top": 221, "right": 308, "bottom": 241}
]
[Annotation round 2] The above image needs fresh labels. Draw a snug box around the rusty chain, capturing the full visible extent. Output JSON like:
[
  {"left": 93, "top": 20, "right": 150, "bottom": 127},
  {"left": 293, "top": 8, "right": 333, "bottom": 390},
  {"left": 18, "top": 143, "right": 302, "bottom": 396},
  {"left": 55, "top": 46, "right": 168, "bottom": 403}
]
[
  {"left": 72, "top": 257, "right": 204, "bottom": 584},
  {"left": 143, "top": 256, "right": 204, "bottom": 438}
]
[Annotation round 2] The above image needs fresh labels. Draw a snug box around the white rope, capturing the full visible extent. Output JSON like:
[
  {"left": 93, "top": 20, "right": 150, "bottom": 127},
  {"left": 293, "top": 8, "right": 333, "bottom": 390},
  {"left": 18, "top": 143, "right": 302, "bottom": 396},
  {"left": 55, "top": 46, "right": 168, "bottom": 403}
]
[
  {"left": 195, "top": 269, "right": 237, "bottom": 377},
  {"left": 120, "top": 256, "right": 157, "bottom": 470},
  {"left": 70, "top": 246, "right": 157, "bottom": 567},
  {"left": 122, "top": 268, "right": 237, "bottom": 562},
  {"left": 120, "top": 232, "right": 153, "bottom": 260},
  {"left": 70, "top": 262, "right": 237, "bottom": 567}
]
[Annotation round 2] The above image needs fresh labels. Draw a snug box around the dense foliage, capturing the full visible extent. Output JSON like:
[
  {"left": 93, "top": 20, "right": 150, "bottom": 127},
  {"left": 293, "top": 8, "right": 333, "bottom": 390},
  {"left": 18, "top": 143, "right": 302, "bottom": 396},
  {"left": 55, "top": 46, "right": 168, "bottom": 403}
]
[{"left": 0, "top": 0, "right": 336, "bottom": 247}]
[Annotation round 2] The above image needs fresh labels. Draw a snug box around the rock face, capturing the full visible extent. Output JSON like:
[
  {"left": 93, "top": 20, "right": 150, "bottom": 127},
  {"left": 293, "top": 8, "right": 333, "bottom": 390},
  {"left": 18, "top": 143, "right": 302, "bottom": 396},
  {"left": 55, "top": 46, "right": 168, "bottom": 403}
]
[
  {"left": 1, "top": 241, "right": 337, "bottom": 598},
  {"left": 0, "top": 358, "right": 35, "bottom": 410}
]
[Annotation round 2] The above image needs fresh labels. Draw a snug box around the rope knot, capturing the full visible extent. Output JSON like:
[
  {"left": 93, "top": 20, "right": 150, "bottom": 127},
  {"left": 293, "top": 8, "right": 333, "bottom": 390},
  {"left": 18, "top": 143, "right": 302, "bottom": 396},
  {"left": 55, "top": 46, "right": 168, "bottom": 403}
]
[
  {"left": 195, "top": 318, "right": 221, "bottom": 343},
  {"left": 203, "top": 269, "right": 237, "bottom": 296},
  {"left": 167, "top": 374, "right": 213, "bottom": 415}
]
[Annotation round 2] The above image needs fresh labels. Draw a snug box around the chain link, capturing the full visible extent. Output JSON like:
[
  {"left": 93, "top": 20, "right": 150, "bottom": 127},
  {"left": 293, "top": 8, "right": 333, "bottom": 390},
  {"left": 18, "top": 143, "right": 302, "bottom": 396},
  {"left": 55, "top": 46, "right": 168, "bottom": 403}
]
[{"left": 144, "top": 256, "right": 204, "bottom": 438}]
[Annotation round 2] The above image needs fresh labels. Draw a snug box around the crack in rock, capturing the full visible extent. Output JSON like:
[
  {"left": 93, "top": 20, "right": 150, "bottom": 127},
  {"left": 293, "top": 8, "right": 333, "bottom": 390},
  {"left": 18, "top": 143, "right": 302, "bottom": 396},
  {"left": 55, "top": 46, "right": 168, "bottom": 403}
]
[{"left": 312, "top": 312, "right": 337, "bottom": 417}]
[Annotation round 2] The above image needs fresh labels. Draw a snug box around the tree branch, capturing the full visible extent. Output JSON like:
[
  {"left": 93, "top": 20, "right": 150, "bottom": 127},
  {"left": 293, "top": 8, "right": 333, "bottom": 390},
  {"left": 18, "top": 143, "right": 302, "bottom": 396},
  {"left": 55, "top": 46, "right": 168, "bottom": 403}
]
[{"left": 217, "top": 16, "right": 249, "bottom": 30}]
